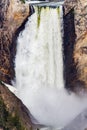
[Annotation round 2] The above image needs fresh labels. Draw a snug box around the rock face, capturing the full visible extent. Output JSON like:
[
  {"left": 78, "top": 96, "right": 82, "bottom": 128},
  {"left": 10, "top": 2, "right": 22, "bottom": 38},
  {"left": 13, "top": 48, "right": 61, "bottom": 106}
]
[
  {"left": 0, "top": 0, "right": 87, "bottom": 128},
  {"left": 0, "top": 0, "right": 29, "bottom": 84},
  {"left": 0, "top": 0, "right": 37, "bottom": 129},
  {"left": 64, "top": 0, "right": 87, "bottom": 39},
  {"left": 64, "top": 0, "right": 87, "bottom": 91},
  {"left": 64, "top": 0, "right": 77, "bottom": 15},
  {"left": 74, "top": 0, "right": 87, "bottom": 39},
  {"left": 0, "top": 83, "right": 34, "bottom": 130},
  {"left": 74, "top": 32, "right": 87, "bottom": 90}
]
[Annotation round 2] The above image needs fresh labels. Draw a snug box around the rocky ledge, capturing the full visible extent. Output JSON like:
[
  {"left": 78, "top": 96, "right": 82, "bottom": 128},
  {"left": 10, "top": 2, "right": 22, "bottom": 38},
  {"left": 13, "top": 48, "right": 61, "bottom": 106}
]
[{"left": 0, "top": 82, "right": 35, "bottom": 130}]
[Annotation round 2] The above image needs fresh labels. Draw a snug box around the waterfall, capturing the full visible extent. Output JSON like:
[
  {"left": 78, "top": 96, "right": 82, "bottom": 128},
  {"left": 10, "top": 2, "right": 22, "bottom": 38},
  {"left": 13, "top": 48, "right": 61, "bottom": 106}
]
[
  {"left": 16, "top": 6, "right": 64, "bottom": 90},
  {"left": 14, "top": 5, "right": 87, "bottom": 129}
]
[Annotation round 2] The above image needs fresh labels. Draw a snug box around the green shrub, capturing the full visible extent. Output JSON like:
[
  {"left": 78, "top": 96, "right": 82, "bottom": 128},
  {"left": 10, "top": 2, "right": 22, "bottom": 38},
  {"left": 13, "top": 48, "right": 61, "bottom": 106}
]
[
  {"left": 0, "top": 98, "right": 25, "bottom": 130},
  {"left": 20, "top": 0, "right": 25, "bottom": 3}
]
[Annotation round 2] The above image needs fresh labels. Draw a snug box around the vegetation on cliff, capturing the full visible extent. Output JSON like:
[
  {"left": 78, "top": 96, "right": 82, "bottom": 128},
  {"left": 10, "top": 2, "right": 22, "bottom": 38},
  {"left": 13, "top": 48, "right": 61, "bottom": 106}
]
[
  {"left": 20, "top": 0, "right": 25, "bottom": 3},
  {"left": 0, "top": 81, "right": 34, "bottom": 130},
  {"left": 0, "top": 97, "right": 25, "bottom": 130}
]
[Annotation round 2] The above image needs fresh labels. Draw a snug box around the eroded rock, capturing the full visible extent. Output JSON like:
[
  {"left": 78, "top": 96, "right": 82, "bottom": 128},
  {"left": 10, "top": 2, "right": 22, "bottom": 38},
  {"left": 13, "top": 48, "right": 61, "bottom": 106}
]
[
  {"left": 64, "top": 0, "right": 77, "bottom": 15},
  {"left": 0, "top": 0, "right": 37, "bottom": 129},
  {"left": 64, "top": 0, "right": 87, "bottom": 91},
  {"left": 64, "top": 0, "right": 87, "bottom": 39},
  {"left": 0, "top": 83, "right": 35, "bottom": 130},
  {"left": 0, "top": 0, "right": 29, "bottom": 84},
  {"left": 74, "top": 32, "right": 87, "bottom": 90}
]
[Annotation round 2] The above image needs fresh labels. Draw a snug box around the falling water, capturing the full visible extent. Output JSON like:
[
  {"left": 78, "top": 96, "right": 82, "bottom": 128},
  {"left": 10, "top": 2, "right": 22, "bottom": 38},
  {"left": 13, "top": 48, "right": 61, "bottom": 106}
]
[{"left": 14, "top": 5, "right": 87, "bottom": 129}]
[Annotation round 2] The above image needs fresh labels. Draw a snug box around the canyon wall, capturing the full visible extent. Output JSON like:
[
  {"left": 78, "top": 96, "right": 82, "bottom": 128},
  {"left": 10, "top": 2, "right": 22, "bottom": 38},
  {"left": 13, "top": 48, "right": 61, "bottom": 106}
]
[
  {"left": 0, "top": 0, "right": 29, "bottom": 84},
  {"left": 64, "top": 0, "right": 87, "bottom": 92},
  {"left": 0, "top": 0, "right": 87, "bottom": 129},
  {"left": 64, "top": 0, "right": 87, "bottom": 39},
  {"left": 0, "top": 0, "right": 36, "bottom": 129}
]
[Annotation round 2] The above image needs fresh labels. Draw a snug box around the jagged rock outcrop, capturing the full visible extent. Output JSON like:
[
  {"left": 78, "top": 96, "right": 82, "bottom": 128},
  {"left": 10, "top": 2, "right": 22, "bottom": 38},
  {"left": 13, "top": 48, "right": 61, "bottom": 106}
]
[
  {"left": 0, "top": 83, "right": 35, "bottom": 130},
  {"left": 74, "top": 32, "right": 87, "bottom": 90},
  {"left": 64, "top": 0, "right": 77, "bottom": 14},
  {"left": 74, "top": 0, "right": 87, "bottom": 39},
  {"left": 0, "top": 0, "right": 29, "bottom": 84},
  {"left": 64, "top": 0, "right": 87, "bottom": 39}
]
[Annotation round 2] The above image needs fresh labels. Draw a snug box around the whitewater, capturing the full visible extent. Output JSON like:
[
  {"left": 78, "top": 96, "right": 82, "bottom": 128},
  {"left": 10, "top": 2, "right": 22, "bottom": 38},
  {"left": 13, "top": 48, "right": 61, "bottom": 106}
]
[{"left": 14, "top": 5, "right": 87, "bottom": 129}]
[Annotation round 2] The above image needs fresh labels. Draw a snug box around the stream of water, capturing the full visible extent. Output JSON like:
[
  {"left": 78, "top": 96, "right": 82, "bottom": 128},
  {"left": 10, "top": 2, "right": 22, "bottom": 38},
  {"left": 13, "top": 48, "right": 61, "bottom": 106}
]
[{"left": 14, "top": 5, "right": 87, "bottom": 130}]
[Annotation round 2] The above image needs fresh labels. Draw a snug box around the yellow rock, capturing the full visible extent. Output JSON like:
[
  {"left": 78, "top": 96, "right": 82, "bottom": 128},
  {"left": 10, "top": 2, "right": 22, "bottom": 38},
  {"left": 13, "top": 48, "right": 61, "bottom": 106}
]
[
  {"left": 74, "top": 32, "right": 87, "bottom": 88},
  {"left": 7, "top": 0, "right": 29, "bottom": 31}
]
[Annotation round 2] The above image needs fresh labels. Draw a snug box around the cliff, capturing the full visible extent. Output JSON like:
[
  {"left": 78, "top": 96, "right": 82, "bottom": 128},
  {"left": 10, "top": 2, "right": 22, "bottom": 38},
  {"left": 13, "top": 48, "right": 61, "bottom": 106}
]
[
  {"left": 64, "top": 0, "right": 87, "bottom": 39},
  {"left": 64, "top": 0, "right": 87, "bottom": 92},
  {"left": 0, "top": 83, "right": 34, "bottom": 130},
  {"left": 0, "top": 0, "right": 29, "bottom": 84},
  {"left": 0, "top": 0, "right": 37, "bottom": 129},
  {"left": 0, "top": 0, "right": 87, "bottom": 129}
]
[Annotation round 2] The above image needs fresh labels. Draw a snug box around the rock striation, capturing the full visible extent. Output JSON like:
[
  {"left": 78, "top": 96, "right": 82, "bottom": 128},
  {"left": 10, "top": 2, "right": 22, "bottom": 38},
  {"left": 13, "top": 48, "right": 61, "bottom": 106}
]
[
  {"left": 0, "top": 0, "right": 29, "bottom": 84},
  {"left": 74, "top": 0, "right": 87, "bottom": 39},
  {"left": 64, "top": 0, "right": 87, "bottom": 91},
  {"left": 64, "top": 0, "right": 77, "bottom": 15},
  {"left": 74, "top": 32, "right": 87, "bottom": 90},
  {"left": 64, "top": 0, "right": 87, "bottom": 39}
]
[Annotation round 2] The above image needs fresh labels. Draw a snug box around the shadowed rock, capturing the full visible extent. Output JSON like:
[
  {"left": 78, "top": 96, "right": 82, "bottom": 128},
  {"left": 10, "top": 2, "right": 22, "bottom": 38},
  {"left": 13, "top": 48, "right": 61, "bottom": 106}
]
[{"left": 0, "top": 83, "right": 35, "bottom": 130}]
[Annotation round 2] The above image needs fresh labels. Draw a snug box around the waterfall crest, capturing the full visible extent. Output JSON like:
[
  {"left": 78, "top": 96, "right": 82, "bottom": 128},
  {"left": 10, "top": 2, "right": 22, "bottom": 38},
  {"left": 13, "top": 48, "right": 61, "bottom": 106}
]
[{"left": 14, "top": 5, "right": 87, "bottom": 129}]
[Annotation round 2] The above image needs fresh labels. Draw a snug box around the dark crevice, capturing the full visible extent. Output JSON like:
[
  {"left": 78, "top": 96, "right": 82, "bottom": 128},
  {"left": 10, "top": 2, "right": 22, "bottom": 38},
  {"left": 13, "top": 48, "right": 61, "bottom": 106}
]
[{"left": 63, "top": 8, "right": 77, "bottom": 92}]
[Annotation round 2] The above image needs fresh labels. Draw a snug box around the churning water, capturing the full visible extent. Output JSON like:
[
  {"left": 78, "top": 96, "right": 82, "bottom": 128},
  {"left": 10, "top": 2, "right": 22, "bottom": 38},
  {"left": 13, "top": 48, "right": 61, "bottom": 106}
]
[{"left": 14, "top": 5, "right": 87, "bottom": 129}]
